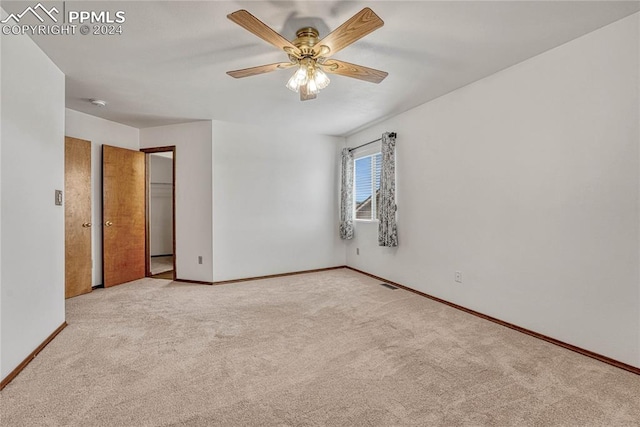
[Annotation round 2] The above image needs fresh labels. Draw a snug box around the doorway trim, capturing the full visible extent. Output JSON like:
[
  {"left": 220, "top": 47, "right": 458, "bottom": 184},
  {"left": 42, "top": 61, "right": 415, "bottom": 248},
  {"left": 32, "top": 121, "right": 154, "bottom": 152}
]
[{"left": 141, "top": 146, "right": 177, "bottom": 280}]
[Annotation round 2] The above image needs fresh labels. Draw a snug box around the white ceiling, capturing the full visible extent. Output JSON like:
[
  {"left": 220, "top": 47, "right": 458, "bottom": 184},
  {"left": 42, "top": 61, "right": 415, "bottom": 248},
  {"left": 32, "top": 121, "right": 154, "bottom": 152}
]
[{"left": 7, "top": 1, "right": 640, "bottom": 136}]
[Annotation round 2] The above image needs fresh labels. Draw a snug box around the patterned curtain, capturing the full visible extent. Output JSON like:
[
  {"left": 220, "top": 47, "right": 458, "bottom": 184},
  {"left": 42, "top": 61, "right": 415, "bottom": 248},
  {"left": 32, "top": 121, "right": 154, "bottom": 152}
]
[
  {"left": 339, "top": 148, "right": 354, "bottom": 239},
  {"left": 378, "top": 132, "right": 398, "bottom": 247}
]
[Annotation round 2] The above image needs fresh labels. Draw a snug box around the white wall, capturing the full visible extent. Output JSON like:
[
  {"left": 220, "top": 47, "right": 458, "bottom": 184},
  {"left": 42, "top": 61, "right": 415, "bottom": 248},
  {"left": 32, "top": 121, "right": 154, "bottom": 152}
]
[
  {"left": 149, "top": 155, "right": 173, "bottom": 256},
  {"left": 212, "top": 120, "right": 345, "bottom": 282},
  {"left": 1, "top": 26, "right": 66, "bottom": 380},
  {"left": 65, "top": 109, "right": 139, "bottom": 287},
  {"left": 140, "top": 122, "right": 213, "bottom": 282},
  {"left": 345, "top": 14, "right": 640, "bottom": 368}
]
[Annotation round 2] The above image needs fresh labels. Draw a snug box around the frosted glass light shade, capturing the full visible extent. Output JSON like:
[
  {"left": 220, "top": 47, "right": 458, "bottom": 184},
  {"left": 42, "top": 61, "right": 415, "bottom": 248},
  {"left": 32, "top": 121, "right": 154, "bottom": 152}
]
[
  {"left": 294, "top": 66, "right": 308, "bottom": 84},
  {"left": 314, "top": 68, "right": 330, "bottom": 90},
  {"left": 306, "top": 77, "right": 319, "bottom": 95},
  {"left": 286, "top": 73, "right": 300, "bottom": 92},
  {"left": 286, "top": 65, "right": 310, "bottom": 92}
]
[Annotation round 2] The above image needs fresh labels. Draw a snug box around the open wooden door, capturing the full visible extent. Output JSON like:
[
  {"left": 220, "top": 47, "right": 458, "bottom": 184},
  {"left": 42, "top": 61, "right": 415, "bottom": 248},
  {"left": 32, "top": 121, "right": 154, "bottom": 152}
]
[
  {"left": 65, "top": 137, "right": 92, "bottom": 298},
  {"left": 102, "top": 145, "right": 146, "bottom": 287}
]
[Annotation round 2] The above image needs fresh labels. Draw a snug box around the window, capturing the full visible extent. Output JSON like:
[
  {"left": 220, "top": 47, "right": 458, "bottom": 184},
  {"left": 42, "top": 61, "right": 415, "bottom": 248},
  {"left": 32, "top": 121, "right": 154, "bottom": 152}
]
[{"left": 354, "top": 153, "right": 382, "bottom": 220}]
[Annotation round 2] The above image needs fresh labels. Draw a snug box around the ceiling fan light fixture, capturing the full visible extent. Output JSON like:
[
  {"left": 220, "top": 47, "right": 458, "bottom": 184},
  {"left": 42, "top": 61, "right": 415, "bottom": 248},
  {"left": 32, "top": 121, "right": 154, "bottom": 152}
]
[
  {"left": 293, "top": 65, "right": 309, "bottom": 85},
  {"left": 286, "top": 73, "right": 301, "bottom": 93},
  {"left": 286, "top": 64, "right": 310, "bottom": 93},
  {"left": 314, "top": 68, "right": 330, "bottom": 90},
  {"left": 286, "top": 60, "right": 330, "bottom": 96},
  {"left": 306, "top": 77, "right": 319, "bottom": 95}
]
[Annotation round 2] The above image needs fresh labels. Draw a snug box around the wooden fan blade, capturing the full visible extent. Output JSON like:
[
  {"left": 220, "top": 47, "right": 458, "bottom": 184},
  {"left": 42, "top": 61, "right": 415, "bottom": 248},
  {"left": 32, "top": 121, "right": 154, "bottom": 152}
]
[
  {"left": 313, "top": 8, "right": 383, "bottom": 58},
  {"left": 322, "top": 59, "right": 388, "bottom": 83},
  {"left": 300, "top": 85, "right": 317, "bottom": 101},
  {"left": 227, "top": 10, "right": 301, "bottom": 57},
  {"left": 227, "top": 62, "right": 294, "bottom": 79}
]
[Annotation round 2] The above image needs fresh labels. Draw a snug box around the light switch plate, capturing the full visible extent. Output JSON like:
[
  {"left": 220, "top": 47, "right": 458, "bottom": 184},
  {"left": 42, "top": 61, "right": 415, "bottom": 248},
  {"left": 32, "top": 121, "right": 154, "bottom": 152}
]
[{"left": 55, "top": 190, "right": 63, "bottom": 206}]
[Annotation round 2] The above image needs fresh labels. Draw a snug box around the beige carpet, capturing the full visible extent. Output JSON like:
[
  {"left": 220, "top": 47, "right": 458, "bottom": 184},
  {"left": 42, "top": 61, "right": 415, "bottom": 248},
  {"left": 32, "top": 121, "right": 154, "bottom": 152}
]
[{"left": 1, "top": 269, "right": 639, "bottom": 426}]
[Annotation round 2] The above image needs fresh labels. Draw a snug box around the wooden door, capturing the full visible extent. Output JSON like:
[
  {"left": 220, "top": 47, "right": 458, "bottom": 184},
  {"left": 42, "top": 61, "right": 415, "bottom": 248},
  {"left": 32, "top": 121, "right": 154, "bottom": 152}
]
[
  {"left": 65, "top": 137, "right": 92, "bottom": 298},
  {"left": 103, "top": 145, "right": 146, "bottom": 287}
]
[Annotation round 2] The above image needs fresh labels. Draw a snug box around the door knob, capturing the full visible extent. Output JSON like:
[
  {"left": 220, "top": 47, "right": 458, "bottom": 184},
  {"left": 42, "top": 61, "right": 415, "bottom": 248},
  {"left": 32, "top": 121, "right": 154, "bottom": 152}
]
[
  {"left": 105, "top": 221, "right": 113, "bottom": 227},
  {"left": 82, "top": 222, "right": 92, "bottom": 228}
]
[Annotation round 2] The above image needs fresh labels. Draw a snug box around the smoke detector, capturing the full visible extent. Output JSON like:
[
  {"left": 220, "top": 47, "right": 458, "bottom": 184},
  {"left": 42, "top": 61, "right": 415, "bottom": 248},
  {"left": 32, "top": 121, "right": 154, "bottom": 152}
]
[{"left": 90, "top": 99, "right": 107, "bottom": 107}]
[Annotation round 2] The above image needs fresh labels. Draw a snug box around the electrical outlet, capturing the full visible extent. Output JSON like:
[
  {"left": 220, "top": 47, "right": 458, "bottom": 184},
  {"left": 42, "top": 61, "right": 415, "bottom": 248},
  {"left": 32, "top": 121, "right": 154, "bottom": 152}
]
[
  {"left": 356, "top": 248, "right": 360, "bottom": 255},
  {"left": 455, "top": 271, "right": 462, "bottom": 283},
  {"left": 198, "top": 256, "right": 203, "bottom": 265}
]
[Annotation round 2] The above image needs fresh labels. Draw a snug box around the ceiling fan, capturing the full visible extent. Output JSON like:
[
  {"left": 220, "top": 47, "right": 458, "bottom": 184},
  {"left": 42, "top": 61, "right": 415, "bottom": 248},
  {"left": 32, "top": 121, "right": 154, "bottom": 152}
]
[{"left": 226, "top": 8, "right": 388, "bottom": 101}]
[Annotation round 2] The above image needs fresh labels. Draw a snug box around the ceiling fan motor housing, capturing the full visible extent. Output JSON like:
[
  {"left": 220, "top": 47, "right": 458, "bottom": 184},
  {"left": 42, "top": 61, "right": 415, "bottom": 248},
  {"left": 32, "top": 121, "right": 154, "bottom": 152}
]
[{"left": 294, "top": 27, "right": 320, "bottom": 57}]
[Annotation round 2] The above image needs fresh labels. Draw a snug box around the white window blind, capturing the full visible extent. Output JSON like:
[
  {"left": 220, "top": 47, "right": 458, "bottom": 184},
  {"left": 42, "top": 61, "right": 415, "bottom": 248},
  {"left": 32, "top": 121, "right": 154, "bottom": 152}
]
[{"left": 354, "top": 153, "right": 382, "bottom": 220}]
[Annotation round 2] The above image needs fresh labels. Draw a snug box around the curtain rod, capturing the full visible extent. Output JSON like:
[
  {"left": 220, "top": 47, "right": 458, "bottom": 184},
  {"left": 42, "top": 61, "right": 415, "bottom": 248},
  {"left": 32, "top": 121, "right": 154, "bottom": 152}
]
[{"left": 348, "top": 132, "right": 396, "bottom": 152}]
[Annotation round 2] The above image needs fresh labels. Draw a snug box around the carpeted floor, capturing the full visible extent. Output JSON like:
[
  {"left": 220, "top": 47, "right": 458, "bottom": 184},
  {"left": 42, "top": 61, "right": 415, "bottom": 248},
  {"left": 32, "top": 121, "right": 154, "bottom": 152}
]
[{"left": 1, "top": 268, "right": 639, "bottom": 426}]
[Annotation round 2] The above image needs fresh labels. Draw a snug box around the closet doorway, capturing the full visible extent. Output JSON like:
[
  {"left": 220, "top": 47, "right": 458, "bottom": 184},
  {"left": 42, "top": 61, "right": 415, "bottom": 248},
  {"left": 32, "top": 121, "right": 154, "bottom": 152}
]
[{"left": 142, "top": 146, "right": 176, "bottom": 280}]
